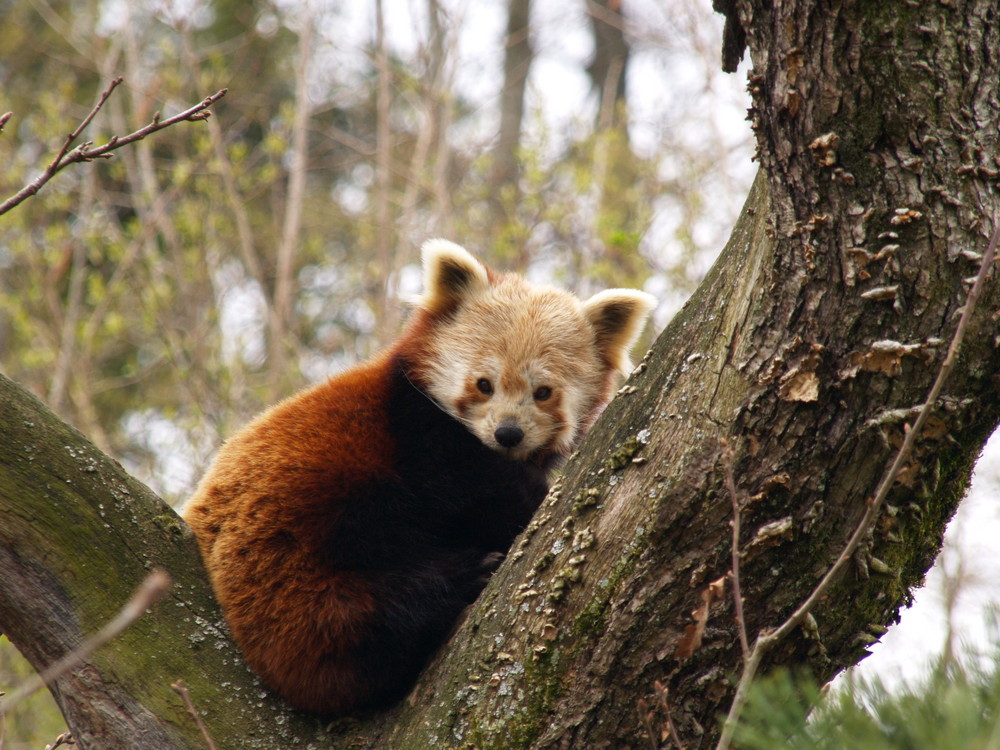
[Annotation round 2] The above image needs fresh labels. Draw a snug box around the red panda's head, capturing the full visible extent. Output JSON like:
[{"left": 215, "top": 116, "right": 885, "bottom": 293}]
[{"left": 399, "top": 240, "right": 656, "bottom": 466}]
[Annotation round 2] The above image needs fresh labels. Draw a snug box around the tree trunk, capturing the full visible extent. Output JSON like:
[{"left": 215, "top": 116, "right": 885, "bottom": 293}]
[
  {"left": 491, "top": 0, "right": 533, "bottom": 237},
  {"left": 495, "top": 0, "right": 532, "bottom": 186},
  {"left": 585, "top": 0, "right": 629, "bottom": 131},
  {"left": 1, "top": 1, "right": 998, "bottom": 748}
]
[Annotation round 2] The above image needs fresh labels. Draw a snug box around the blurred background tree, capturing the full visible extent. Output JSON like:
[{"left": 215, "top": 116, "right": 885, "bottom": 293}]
[{"left": 0, "top": 0, "right": 752, "bottom": 508}]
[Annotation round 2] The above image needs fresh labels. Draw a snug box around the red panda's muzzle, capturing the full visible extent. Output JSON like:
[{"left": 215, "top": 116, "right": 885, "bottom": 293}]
[{"left": 494, "top": 420, "right": 524, "bottom": 448}]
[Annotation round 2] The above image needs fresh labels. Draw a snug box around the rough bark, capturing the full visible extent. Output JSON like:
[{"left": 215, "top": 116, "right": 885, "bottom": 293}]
[{"left": 1, "top": 0, "right": 999, "bottom": 749}]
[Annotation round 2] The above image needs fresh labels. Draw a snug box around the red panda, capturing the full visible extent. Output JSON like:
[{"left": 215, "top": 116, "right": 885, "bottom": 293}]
[{"left": 182, "top": 240, "right": 655, "bottom": 714}]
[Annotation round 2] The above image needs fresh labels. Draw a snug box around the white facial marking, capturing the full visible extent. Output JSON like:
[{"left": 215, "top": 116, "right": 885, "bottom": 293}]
[{"left": 413, "top": 254, "right": 645, "bottom": 463}]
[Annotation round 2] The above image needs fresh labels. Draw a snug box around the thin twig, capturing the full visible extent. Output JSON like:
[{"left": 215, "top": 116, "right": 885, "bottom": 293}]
[
  {"left": 0, "top": 570, "right": 171, "bottom": 716},
  {"left": 53, "top": 77, "right": 124, "bottom": 166},
  {"left": 654, "top": 680, "right": 687, "bottom": 750},
  {"left": 45, "top": 731, "right": 75, "bottom": 749},
  {"left": 715, "top": 220, "right": 999, "bottom": 750},
  {"left": 637, "top": 698, "right": 659, "bottom": 750},
  {"left": 171, "top": 680, "right": 218, "bottom": 750},
  {"left": 0, "top": 77, "right": 124, "bottom": 216},
  {"left": 0, "top": 81, "right": 227, "bottom": 217},
  {"left": 721, "top": 439, "right": 751, "bottom": 665}
]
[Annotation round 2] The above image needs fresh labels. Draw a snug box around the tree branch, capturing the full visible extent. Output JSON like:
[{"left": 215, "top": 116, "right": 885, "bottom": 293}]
[
  {"left": 721, "top": 440, "right": 751, "bottom": 666},
  {"left": 716, "top": 219, "right": 1000, "bottom": 750},
  {"left": 0, "top": 80, "right": 227, "bottom": 217},
  {"left": 171, "top": 681, "right": 218, "bottom": 750},
  {"left": 0, "top": 570, "right": 170, "bottom": 716}
]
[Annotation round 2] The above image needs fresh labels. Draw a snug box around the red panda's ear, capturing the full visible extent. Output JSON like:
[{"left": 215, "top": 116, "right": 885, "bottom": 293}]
[
  {"left": 583, "top": 289, "right": 657, "bottom": 375},
  {"left": 419, "top": 239, "right": 490, "bottom": 316}
]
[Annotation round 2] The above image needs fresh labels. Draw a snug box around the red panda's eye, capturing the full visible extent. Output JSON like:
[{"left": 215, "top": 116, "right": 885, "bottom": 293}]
[
  {"left": 476, "top": 378, "right": 493, "bottom": 395},
  {"left": 534, "top": 386, "right": 552, "bottom": 402}
]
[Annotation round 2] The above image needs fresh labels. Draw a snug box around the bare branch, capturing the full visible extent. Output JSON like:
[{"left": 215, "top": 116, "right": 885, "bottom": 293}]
[
  {"left": 171, "top": 680, "right": 218, "bottom": 750},
  {"left": 373, "top": 0, "right": 396, "bottom": 341},
  {"left": 637, "top": 698, "right": 659, "bottom": 750},
  {"left": 715, "top": 218, "right": 1000, "bottom": 750},
  {"left": 654, "top": 680, "right": 686, "bottom": 750},
  {"left": 0, "top": 570, "right": 171, "bottom": 716},
  {"left": 0, "top": 77, "right": 125, "bottom": 217},
  {"left": 44, "top": 731, "right": 75, "bottom": 749},
  {"left": 0, "top": 82, "right": 227, "bottom": 217},
  {"left": 721, "top": 439, "right": 751, "bottom": 665},
  {"left": 55, "top": 77, "right": 124, "bottom": 164}
]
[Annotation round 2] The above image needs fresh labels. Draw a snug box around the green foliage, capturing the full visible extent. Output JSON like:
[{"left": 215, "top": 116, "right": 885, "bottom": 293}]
[{"left": 733, "top": 658, "right": 1000, "bottom": 750}]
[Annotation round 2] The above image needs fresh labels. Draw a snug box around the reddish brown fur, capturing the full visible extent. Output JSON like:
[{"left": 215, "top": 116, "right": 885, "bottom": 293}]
[
  {"left": 454, "top": 379, "right": 490, "bottom": 419},
  {"left": 186, "top": 355, "right": 397, "bottom": 713},
  {"left": 184, "top": 241, "right": 654, "bottom": 714}
]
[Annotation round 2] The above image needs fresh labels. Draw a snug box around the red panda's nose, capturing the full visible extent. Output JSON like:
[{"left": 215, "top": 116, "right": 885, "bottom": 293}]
[{"left": 494, "top": 422, "right": 524, "bottom": 448}]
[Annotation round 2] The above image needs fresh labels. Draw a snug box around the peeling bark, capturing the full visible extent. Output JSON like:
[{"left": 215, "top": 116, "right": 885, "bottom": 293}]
[{"left": 1, "top": 1, "right": 998, "bottom": 748}]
